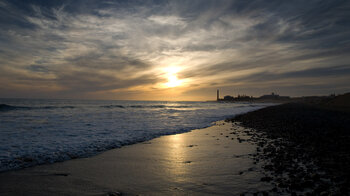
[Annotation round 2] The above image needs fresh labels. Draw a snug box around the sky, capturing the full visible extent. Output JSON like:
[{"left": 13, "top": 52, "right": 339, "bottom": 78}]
[{"left": 0, "top": 0, "right": 349, "bottom": 101}]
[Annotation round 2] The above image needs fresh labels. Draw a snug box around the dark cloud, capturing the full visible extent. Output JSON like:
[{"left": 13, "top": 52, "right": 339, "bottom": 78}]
[
  {"left": 239, "top": 1, "right": 350, "bottom": 48},
  {"left": 234, "top": 64, "right": 350, "bottom": 83},
  {"left": 63, "top": 52, "right": 151, "bottom": 71},
  {"left": 27, "top": 64, "right": 50, "bottom": 73},
  {"left": 55, "top": 70, "right": 158, "bottom": 93}
]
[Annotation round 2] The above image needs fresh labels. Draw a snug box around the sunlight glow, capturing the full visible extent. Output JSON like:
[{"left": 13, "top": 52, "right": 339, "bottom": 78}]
[
  {"left": 166, "top": 75, "right": 182, "bottom": 87},
  {"left": 164, "top": 67, "right": 183, "bottom": 88}
]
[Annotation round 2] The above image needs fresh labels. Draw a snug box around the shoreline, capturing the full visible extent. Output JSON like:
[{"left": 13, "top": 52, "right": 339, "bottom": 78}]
[
  {"left": 0, "top": 120, "right": 275, "bottom": 196},
  {"left": 0, "top": 101, "right": 272, "bottom": 173},
  {"left": 1, "top": 102, "right": 348, "bottom": 195}
]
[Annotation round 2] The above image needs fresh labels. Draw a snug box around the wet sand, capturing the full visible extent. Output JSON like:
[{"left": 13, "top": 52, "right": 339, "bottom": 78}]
[{"left": 0, "top": 121, "right": 273, "bottom": 196}]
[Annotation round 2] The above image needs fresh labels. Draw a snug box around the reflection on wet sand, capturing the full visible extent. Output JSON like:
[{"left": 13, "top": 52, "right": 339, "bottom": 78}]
[{"left": 161, "top": 133, "right": 190, "bottom": 183}]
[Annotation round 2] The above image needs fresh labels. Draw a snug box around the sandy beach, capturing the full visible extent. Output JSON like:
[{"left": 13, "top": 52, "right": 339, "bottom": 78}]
[{"left": 0, "top": 121, "right": 273, "bottom": 196}]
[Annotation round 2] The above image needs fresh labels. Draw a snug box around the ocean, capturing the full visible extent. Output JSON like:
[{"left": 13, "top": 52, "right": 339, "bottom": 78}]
[{"left": 0, "top": 99, "right": 273, "bottom": 172}]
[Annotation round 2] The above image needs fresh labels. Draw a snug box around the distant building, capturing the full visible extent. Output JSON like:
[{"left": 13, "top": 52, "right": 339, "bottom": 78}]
[
  {"left": 217, "top": 89, "right": 255, "bottom": 102},
  {"left": 216, "top": 90, "right": 290, "bottom": 102},
  {"left": 236, "top": 94, "right": 253, "bottom": 101},
  {"left": 223, "top": 95, "right": 234, "bottom": 101},
  {"left": 259, "top": 92, "right": 290, "bottom": 100}
]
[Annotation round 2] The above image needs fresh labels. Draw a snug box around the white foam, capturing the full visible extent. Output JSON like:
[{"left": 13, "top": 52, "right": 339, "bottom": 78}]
[{"left": 0, "top": 100, "right": 274, "bottom": 171}]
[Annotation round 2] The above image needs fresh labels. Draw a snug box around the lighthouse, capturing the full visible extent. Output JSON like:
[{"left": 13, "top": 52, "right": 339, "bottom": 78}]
[{"left": 217, "top": 89, "right": 220, "bottom": 101}]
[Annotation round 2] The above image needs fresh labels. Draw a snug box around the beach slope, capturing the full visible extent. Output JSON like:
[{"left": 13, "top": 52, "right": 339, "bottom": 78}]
[{"left": 0, "top": 121, "right": 272, "bottom": 196}]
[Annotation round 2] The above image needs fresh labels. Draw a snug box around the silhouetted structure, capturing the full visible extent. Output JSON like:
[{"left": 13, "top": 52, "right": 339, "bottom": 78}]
[
  {"left": 224, "top": 95, "right": 234, "bottom": 101},
  {"left": 259, "top": 92, "right": 290, "bottom": 100},
  {"left": 236, "top": 94, "right": 253, "bottom": 101},
  {"left": 216, "top": 90, "right": 290, "bottom": 102},
  {"left": 217, "top": 89, "right": 220, "bottom": 101}
]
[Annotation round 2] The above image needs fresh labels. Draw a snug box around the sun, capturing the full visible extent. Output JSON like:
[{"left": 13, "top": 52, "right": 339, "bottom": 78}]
[
  {"left": 163, "top": 67, "right": 183, "bottom": 88},
  {"left": 166, "top": 75, "right": 182, "bottom": 87}
]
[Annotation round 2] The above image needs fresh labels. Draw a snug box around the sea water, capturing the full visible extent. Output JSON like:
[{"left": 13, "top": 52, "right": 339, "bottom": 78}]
[{"left": 0, "top": 99, "right": 273, "bottom": 171}]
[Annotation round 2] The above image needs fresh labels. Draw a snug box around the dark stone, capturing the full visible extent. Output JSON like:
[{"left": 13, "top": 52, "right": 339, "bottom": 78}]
[
  {"left": 229, "top": 102, "right": 350, "bottom": 195},
  {"left": 106, "top": 191, "right": 122, "bottom": 196},
  {"left": 53, "top": 173, "right": 69, "bottom": 177},
  {"left": 261, "top": 176, "right": 273, "bottom": 182}
]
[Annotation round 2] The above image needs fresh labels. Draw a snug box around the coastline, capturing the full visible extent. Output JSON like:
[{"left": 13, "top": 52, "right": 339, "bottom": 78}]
[
  {"left": 0, "top": 121, "right": 274, "bottom": 196},
  {"left": 1, "top": 102, "right": 349, "bottom": 195},
  {"left": 0, "top": 100, "right": 271, "bottom": 172}
]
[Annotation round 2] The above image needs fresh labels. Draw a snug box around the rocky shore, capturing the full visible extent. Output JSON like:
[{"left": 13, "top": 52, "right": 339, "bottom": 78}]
[{"left": 230, "top": 103, "right": 350, "bottom": 195}]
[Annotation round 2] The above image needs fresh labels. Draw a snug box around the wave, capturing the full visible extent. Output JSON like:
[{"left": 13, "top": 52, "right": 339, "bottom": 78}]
[
  {"left": 0, "top": 104, "right": 75, "bottom": 111},
  {"left": 0, "top": 101, "right": 272, "bottom": 172},
  {"left": 167, "top": 105, "right": 191, "bottom": 108},
  {"left": 101, "top": 105, "right": 125, "bottom": 108},
  {"left": 40, "top": 106, "right": 76, "bottom": 109},
  {"left": 1, "top": 103, "right": 192, "bottom": 111},
  {"left": 100, "top": 104, "right": 191, "bottom": 109},
  {"left": 0, "top": 104, "right": 31, "bottom": 111}
]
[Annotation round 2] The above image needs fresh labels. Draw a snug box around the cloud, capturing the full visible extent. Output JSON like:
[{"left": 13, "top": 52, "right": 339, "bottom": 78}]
[
  {"left": 55, "top": 69, "right": 158, "bottom": 93},
  {"left": 0, "top": 0, "right": 349, "bottom": 100},
  {"left": 27, "top": 64, "right": 50, "bottom": 73},
  {"left": 228, "top": 64, "right": 350, "bottom": 85},
  {"left": 148, "top": 15, "right": 186, "bottom": 27}
]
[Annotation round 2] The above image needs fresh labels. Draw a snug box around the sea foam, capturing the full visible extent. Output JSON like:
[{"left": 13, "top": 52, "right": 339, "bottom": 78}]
[{"left": 0, "top": 99, "right": 273, "bottom": 172}]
